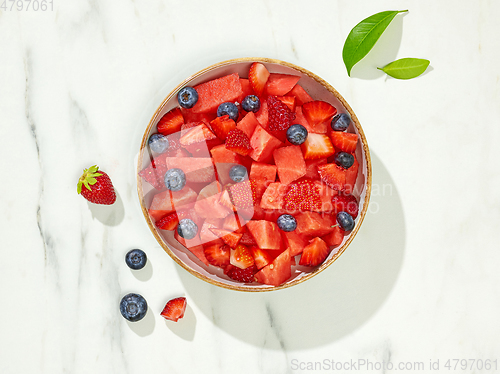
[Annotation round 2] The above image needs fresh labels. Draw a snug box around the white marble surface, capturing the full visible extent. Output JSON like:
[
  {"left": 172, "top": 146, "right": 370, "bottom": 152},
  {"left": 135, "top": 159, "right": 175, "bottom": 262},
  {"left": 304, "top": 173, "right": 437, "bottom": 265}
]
[{"left": 1, "top": 0, "right": 500, "bottom": 373}]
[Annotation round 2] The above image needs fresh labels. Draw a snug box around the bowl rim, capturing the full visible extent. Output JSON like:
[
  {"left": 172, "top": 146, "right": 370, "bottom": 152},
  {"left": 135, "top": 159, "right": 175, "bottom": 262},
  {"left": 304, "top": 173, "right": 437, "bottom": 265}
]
[{"left": 137, "top": 57, "right": 372, "bottom": 292}]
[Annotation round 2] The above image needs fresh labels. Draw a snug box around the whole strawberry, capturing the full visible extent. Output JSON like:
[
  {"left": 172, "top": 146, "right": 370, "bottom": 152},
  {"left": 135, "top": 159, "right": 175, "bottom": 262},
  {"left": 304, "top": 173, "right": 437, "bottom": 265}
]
[{"left": 77, "top": 165, "right": 116, "bottom": 205}]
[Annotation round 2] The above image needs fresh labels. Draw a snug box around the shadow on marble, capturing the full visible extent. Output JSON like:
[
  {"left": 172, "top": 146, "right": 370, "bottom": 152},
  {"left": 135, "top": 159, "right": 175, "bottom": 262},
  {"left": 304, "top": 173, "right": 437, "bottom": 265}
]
[
  {"left": 131, "top": 257, "right": 153, "bottom": 282},
  {"left": 165, "top": 304, "right": 196, "bottom": 341},
  {"left": 177, "top": 151, "right": 406, "bottom": 350},
  {"left": 349, "top": 13, "right": 406, "bottom": 80},
  {"left": 87, "top": 191, "right": 125, "bottom": 226},
  {"left": 127, "top": 308, "right": 155, "bottom": 337}
]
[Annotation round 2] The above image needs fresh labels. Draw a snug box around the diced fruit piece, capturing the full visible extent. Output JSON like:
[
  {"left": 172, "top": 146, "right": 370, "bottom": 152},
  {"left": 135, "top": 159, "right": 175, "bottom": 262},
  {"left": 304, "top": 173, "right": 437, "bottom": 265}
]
[
  {"left": 236, "top": 111, "right": 260, "bottom": 139},
  {"left": 252, "top": 178, "right": 269, "bottom": 202},
  {"left": 180, "top": 108, "right": 216, "bottom": 125},
  {"left": 250, "top": 162, "right": 277, "bottom": 182},
  {"left": 197, "top": 180, "right": 221, "bottom": 199},
  {"left": 337, "top": 211, "right": 355, "bottom": 231},
  {"left": 246, "top": 220, "right": 281, "bottom": 250},
  {"left": 329, "top": 131, "right": 358, "bottom": 153},
  {"left": 174, "top": 229, "right": 202, "bottom": 249},
  {"left": 179, "top": 123, "right": 219, "bottom": 155},
  {"left": 282, "top": 180, "right": 321, "bottom": 211},
  {"left": 250, "top": 247, "right": 274, "bottom": 269},
  {"left": 301, "top": 133, "right": 335, "bottom": 159},
  {"left": 238, "top": 78, "right": 254, "bottom": 102},
  {"left": 194, "top": 193, "right": 231, "bottom": 219},
  {"left": 155, "top": 212, "right": 179, "bottom": 230},
  {"left": 260, "top": 182, "right": 287, "bottom": 210},
  {"left": 157, "top": 108, "right": 184, "bottom": 135},
  {"left": 248, "top": 62, "right": 270, "bottom": 96},
  {"left": 314, "top": 181, "right": 338, "bottom": 212},
  {"left": 255, "top": 100, "right": 268, "bottom": 128},
  {"left": 218, "top": 189, "right": 236, "bottom": 211},
  {"left": 199, "top": 219, "right": 222, "bottom": 244},
  {"left": 254, "top": 249, "right": 291, "bottom": 286},
  {"left": 294, "top": 106, "right": 311, "bottom": 131},
  {"left": 210, "top": 228, "right": 242, "bottom": 248},
  {"left": 166, "top": 157, "right": 215, "bottom": 183},
  {"left": 282, "top": 231, "right": 309, "bottom": 256},
  {"left": 225, "top": 264, "right": 257, "bottom": 283},
  {"left": 210, "top": 144, "right": 245, "bottom": 185},
  {"left": 191, "top": 73, "right": 243, "bottom": 114},
  {"left": 295, "top": 211, "right": 335, "bottom": 237},
  {"left": 228, "top": 180, "right": 257, "bottom": 209},
  {"left": 322, "top": 226, "right": 344, "bottom": 247},
  {"left": 332, "top": 193, "right": 359, "bottom": 218},
  {"left": 267, "top": 95, "right": 296, "bottom": 134},
  {"left": 139, "top": 156, "right": 168, "bottom": 190},
  {"left": 160, "top": 297, "right": 187, "bottom": 322},
  {"left": 273, "top": 145, "right": 306, "bottom": 185},
  {"left": 303, "top": 158, "right": 327, "bottom": 180},
  {"left": 225, "top": 128, "right": 253, "bottom": 156},
  {"left": 223, "top": 214, "right": 244, "bottom": 232},
  {"left": 230, "top": 244, "right": 255, "bottom": 269},
  {"left": 299, "top": 237, "right": 330, "bottom": 267},
  {"left": 317, "top": 163, "right": 346, "bottom": 191},
  {"left": 302, "top": 101, "right": 337, "bottom": 133},
  {"left": 204, "top": 243, "right": 230, "bottom": 267},
  {"left": 249, "top": 125, "right": 283, "bottom": 162},
  {"left": 289, "top": 84, "right": 313, "bottom": 106},
  {"left": 265, "top": 74, "right": 301, "bottom": 96},
  {"left": 149, "top": 187, "right": 198, "bottom": 216},
  {"left": 210, "top": 115, "right": 236, "bottom": 141},
  {"left": 344, "top": 157, "right": 359, "bottom": 195},
  {"left": 239, "top": 231, "right": 257, "bottom": 246}
]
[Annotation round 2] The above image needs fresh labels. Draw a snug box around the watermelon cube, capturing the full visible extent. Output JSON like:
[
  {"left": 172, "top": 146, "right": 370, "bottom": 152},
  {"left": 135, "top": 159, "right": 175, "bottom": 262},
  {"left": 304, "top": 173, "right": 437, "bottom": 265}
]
[
  {"left": 238, "top": 78, "right": 254, "bottom": 102},
  {"left": 344, "top": 157, "right": 359, "bottom": 194},
  {"left": 191, "top": 73, "right": 243, "bottom": 114},
  {"left": 260, "top": 183, "right": 287, "bottom": 210},
  {"left": 246, "top": 220, "right": 281, "bottom": 250},
  {"left": 289, "top": 84, "right": 313, "bottom": 106},
  {"left": 149, "top": 187, "right": 198, "bottom": 217},
  {"left": 322, "top": 226, "right": 344, "bottom": 248},
  {"left": 273, "top": 145, "right": 307, "bottom": 185},
  {"left": 282, "top": 230, "right": 309, "bottom": 256},
  {"left": 165, "top": 157, "right": 215, "bottom": 183},
  {"left": 249, "top": 125, "right": 283, "bottom": 163},
  {"left": 249, "top": 162, "right": 277, "bottom": 182},
  {"left": 255, "top": 100, "right": 268, "bottom": 128},
  {"left": 295, "top": 211, "right": 335, "bottom": 237},
  {"left": 237, "top": 111, "right": 260, "bottom": 139},
  {"left": 265, "top": 74, "right": 301, "bottom": 96},
  {"left": 254, "top": 249, "right": 291, "bottom": 286},
  {"left": 210, "top": 144, "right": 245, "bottom": 185}
]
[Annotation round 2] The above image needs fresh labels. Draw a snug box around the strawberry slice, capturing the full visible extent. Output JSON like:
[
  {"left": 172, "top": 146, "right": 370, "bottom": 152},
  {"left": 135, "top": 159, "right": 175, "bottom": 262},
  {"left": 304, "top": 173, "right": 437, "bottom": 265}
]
[
  {"left": 210, "top": 115, "right": 237, "bottom": 141},
  {"left": 299, "top": 237, "right": 330, "bottom": 267},
  {"left": 330, "top": 131, "right": 358, "bottom": 153},
  {"left": 276, "top": 96, "right": 296, "bottom": 112},
  {"left": 160, "top": 297, "right": 187, "bottom": 322},
  {"left": 317, "top": 163, "right": 346, "bottom": 191},
  {"left": 138, "top": 156, "right": 168, "bottom": 190},
  {"left": 301, "top": 133, "right": 335, "bottom": 160},
  {"left": 225, "top": 128, "right": 253, "bottom": 156},
  {"left": 322, "top": 226, "right": 344, "bottom": 248},
  {"left": 267, "top": 95, "right": 296, "bottom": 134},
  {"left": 203, "top": 242, "right": 230, "bottom": 268},
  {"left": 239, "top": 231, "right": 257, "bottom": 246},
  {"left": 155, "top": 212, "right": 179, "bottom": 230},
  {"left": 210, "top": 228, "right": 242, "bottom": 248},
  {"left": 248, "top": 62, "right": 270, "bottom": 96},
  {"left": 230, "top": 244, "right": 255, "bottom": 269},
  {"left": 157, "top": 108, "right": 184, "bottom": 135},
  {"left": 250, "top": 246, "right": 274, "bottom": 269},
  {"left": 283, "top": 180, "right": 322, "bottom": 211},
  {"left": 332, "top": 193, "right": 359, "bottom": 218},
  {"left": 224, "top": 264, "right": 257, "bottom": 283},
  {"left": 228, "top": 180, "right": 257, "bottom": 209},
  {"left": 302, "top": 101, "right": 337, "bottom": 133}
]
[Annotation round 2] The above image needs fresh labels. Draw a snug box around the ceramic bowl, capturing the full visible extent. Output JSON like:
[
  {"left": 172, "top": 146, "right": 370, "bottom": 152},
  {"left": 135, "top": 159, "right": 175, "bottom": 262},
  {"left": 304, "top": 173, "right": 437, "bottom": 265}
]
[{"left": 137, "top": 57, "right": 372, "bottom": 291}]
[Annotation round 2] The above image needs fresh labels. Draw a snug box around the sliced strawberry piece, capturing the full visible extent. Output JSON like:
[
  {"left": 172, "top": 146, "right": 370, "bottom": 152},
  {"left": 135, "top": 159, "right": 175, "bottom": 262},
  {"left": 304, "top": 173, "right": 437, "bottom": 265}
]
[
  {"left": 289, "top": 84, "right": 313, "bottom": 106},
  {"left": 155, "top": 212, "right": 179, "bottom": 230},
  {"left": 317, "top": 163, "right": 346, "bottom": 191},
  {"left": 250, "top": 246, "right": 274, "bottom": 269},
  {"left": 332, "top": 193, "right": 359, "bottom": 218},
  {"left": 299, "top": 237, "right": 330, "bottom": 267},
  {"left": 322, "top": 226, "right": 344, "bottom": 248},
  {"left": 267, "top": 96, "right": 296, "bottom": 141},
  {"left": 204, "top": 242, "right": 230, "bottom": 268},
  {"left": 160, "top": 297, "right": 187, "bottom": 322},
  {"left": 224, "top": 264, "right": 257, "bottom": 283},
  {"left": 302, "top": 101, "right": 337, "bottom": 133},
  {"left": 301, "top": 133, "right": 335, "bottom": 160},
  {"left": 210, "top": 115, "right": 237, "bottom": 141},
  {"left": 239, "top": 231, "right": 257, "bottom": 246},
  {"left": 225, "top": 128, "right": 252, "bottom": 156},
  {"left": 191, "top": 73, "right": 243, "bottom": 114},
  {"left": 228, "top": 180, "right": 257, "bottom": 209},
  {"left": 276, "top": 95, "right": 296, "bottom": 112},
  {"left": 303, "top": 158, "right": 327, "bottom": 180},
  {"left": 157, "top": 108, "right": 184, "bottom": 135},
  {"left": 330, "top": 131, "right": 358, "bottom": 153},
  {"left": 265, "top": 73, "right": 301, "bottom": 96},
  {"left": 283, "top": 180, "right": 322, "bottom": 211},
  {"left": 254, "top": 249, "right": 291, "bottom": 286},
  {"left": 181, "top": 121, "right": 203, "bottom": 132},
  {"left": 210, "top": 228, "right": 242, "bottom": 248},
  {"left": 230, "top": 244, "right": 255, "bottom": 269},
  {"left": 248, "top": 62, "right": 270, "bottom": 96},
  {"left": 139, "top": 156, "right": 168, "bottom": 190},
  {"left": 236, "top": 111, "right": 260, "bottom": 139}
]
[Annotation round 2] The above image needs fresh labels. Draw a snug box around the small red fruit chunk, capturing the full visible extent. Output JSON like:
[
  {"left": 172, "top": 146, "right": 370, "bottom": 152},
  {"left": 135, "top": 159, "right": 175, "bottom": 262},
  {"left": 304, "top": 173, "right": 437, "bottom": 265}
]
[
  {"left": 225, "top": 128, "right": 253, "bottom": 156},
  {"left": 230, "top": 244, "right": 255, "bottom": 269},
  {"left": 225, "top": 264, "right": 257, "bottom": 283},
  {"left": 228, "top": 180, "right": 257, "bottom": 209},
  {"left": 204, "top": 243, "right": 231, "bottom": 267},
  {"left": 210, "top": 228, "right": 242, "bottom": 248},
  {"left": 155, "top": 212, "right": 179, "bottom": 230},
  {"left": 317, "top": 163, "right": 347, "bottom": 191},
  {"left": 301, "top": 133, "right": 335, "bottom": 160},
  {"left": 260, "top": 182, "right": 287, "bottom": 210},
  {"left": 282, "top": 180, "right": 322, "bottom": 212},
  {"left": 282, "top": 231, "right": 309, "bottom": 256},
  {"left": 295, "top": 211, "right": 335, "bottom": 237},
  {"left": 265, "top": 74, "right": 301, "bottom": 96},
  {"left": 157, "top": 108, "right": 184, "bottom": 135},
  {"left": 210, "top": 115, "right": 237, "bottom": 141},
  {"left": 246, "top": 220, "right": 281, "bottom": 250},
  {"left": 78, "top": 165, "right": 116, "bottom": 205},
  {"left": 254, "top": 249, "right": 291, "bottom": 286},
  {"left": 332, "top": 194, "right": 359, "bottom": 218},
  {"left": 329, "top": 131, "right": 358, "bottom": 154},
  {"left": 299, "top": 237, "right": 330, "bottom": 267},
  {"left": 236, "top": 111, "right": 260, "bottom": 139},
  {"left": 248, "top": 62, "right": 270, "bottom": 96},
  {"left": 289, "top": 84, "right": 313, "bottom": 106},
  {"left": 249, "top": 125, "right": 283, "bottom": 163},
  {"left": 191, "top": 73, "right": 243, "bottom": 114},
  {"left": 160, "top": 297, "right": 187, "bottom": 322},
  {"left": 273, "top": 145, "right": 307, "bottom": 185},
  {"left": 322, "top": 226, "right": 344, "bottom": 248},
  {"left": 267, "top": 95, "right": 296, "bottom": 133},
  {"left": 302, "top": 101, "right": 337, "bottom": 133},
  {"left": 250, "top": 247, "right": 274, "bottom": 269}
]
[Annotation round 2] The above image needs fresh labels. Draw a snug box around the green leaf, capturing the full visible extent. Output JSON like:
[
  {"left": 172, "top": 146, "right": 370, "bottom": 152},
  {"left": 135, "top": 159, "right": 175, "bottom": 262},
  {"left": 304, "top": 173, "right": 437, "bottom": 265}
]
[
  {"left": 343, "top": 10, "right": 408, "bottom": 76},
  {"left": 378, "top": 58, "right": 430, "bottom": 79},
  {"left": 88, "top": 165, "right": 99, "bottom": 173}
]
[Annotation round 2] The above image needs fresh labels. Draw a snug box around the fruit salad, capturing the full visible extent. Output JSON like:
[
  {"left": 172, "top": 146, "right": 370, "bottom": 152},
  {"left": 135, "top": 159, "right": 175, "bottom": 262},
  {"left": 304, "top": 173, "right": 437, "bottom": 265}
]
[{"left": 139, "top": 61, "right": 364, "bottom": 288}]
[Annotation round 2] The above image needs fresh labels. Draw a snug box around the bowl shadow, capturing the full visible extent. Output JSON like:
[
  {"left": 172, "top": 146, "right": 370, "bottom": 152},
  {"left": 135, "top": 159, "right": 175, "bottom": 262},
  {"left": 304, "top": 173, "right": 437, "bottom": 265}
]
[{"left": 177, "top": 151, "right": 406, "bottom": 350}]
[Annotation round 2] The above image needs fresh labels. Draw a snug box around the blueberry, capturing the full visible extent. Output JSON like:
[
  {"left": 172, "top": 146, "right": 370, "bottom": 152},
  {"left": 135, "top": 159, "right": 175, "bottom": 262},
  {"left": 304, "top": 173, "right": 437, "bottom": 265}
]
[
  {"left": 286, "top": 124, "right": 308, "bottom": 145},
  {"left": 331, "top": 113, "right": 351, "bottom": 131},
  {"left": 336, "top": 211, "right": 355, "bottom": 231},
  {"left": 229, "top": 165, "right": 248, "bottom": 183},
  {"left": 177, "top": 87, "right": 198, "bottom": 109},
  {"left": 241, "top": 95, "right": 261, "bottom": 113},
  {"left": 120, "top": 293, "right": 148, "bottom": 322},
  {"left": 217, "top": 102, "right": 239, "bottom": 121},
  {"left": 125, "top": 249, "right": 147, "bottom": 270},
  {"left": 148, "top": 133, "right": 169, "bottom": 153},
  {"left": 334, "top": 152, "right": 355, "bottom": 169},
  {"left": 177, "top": 218, "right": 198, "bottom": 240},
  {"left": 164, "top": 168, "right": 186, "bottom": 191},
  {"left": 277, "top": 214, "right": 297, "bottom": 232}
]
